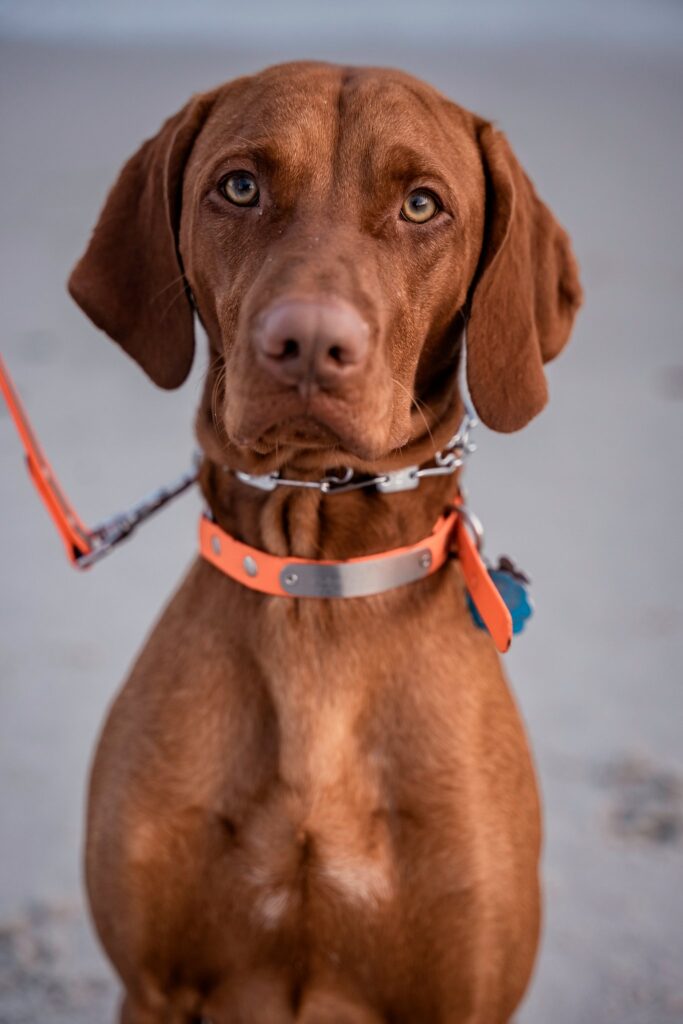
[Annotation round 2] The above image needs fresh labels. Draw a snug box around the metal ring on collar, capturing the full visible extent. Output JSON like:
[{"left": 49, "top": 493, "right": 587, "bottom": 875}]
[{"left": 454, "top": 503, "right": 485, "bottom": 553}]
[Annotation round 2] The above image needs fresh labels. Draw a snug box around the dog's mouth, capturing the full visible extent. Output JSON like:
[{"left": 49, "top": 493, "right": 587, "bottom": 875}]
[
  {"left": 254, "top": 416, "right": 342, "bottom": 452},
  {"left": 233, "top": 413, "right": 390, "bottom": 466},
  {"left": 223, "top": 378, "right": 401, "bottom": 464}
]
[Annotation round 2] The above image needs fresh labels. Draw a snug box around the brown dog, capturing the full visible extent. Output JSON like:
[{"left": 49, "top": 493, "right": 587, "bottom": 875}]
[{"left": 69, "top": 62, "right": 581, "bottom": 1023}]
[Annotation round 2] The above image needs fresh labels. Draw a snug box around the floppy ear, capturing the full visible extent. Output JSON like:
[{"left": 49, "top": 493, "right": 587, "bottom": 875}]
[
  {"left": 466, "top": 120, "right": 582, "bottom": 431},
  {"left": 68, "top": 93, "right": 216, "bottom": 389}
]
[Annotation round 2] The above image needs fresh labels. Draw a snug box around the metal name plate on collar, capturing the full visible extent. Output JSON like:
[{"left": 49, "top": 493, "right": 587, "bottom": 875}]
[{"left": 279, "top": 545, "right": 433, "bottom": 598}]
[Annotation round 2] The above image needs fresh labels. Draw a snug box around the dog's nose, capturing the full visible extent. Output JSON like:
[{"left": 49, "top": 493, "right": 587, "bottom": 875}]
[{"left": 254, "top": 299, "right": 369, "bottom": 392}]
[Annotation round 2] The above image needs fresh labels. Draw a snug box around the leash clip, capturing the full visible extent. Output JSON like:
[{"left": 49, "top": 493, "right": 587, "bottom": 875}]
[{"left": 73, "top": 456, "right": 201, "bottom": 568}]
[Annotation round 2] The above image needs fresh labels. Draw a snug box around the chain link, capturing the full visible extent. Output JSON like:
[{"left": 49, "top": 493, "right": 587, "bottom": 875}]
[{"left": 233, "top": 410, "right": 478, "bottom": 496}]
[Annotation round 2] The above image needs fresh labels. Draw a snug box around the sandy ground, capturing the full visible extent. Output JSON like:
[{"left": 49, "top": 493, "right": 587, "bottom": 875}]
[{"left": 0, "top": 26, "right": 682, "bottom": 1024}]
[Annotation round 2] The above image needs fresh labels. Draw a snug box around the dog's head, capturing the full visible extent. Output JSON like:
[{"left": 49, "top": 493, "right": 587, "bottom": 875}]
[{"left": 69, "top": 62, "right": 581, "bottom": 471}]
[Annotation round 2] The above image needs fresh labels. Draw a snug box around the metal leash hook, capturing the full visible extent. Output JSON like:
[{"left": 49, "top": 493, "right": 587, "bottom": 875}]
[
  {"left": 74, "top": 457, "right": 201, "bottom": 568},
  {"left": 0, "top": 354, "right": 199, "bottom": 569}
]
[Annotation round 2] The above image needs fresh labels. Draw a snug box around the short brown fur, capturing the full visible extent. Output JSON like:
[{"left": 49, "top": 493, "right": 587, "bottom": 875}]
[{"left": 69, "top": 62, "right": 581, "bottom": 1023}]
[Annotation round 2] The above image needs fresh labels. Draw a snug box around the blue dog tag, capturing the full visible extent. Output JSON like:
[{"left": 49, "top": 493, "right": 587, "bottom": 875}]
[{"left": 467, "top": 557, "right": 534, "bottom": 637}]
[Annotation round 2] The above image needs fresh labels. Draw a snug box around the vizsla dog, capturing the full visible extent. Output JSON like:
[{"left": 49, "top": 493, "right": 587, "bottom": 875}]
[{"left": 69, "top": 62, "right": 581, "bottom": 1023}]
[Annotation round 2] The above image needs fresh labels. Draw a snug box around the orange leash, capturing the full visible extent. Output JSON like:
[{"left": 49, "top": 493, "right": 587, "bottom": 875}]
[
  {"left": 0, "top": 354, "right": 93, "bottom": 563},
  {"left": 0, "top": 355, "right": 199, "bottom": 568}
]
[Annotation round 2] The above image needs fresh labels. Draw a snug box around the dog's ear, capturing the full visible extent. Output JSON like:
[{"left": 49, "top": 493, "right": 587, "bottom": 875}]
[
  {"left": 68, "top": 93, "right": 216, "bottom": 389},
  {"left": 466, "top": 120, "right": 582, "bottom": 431}
]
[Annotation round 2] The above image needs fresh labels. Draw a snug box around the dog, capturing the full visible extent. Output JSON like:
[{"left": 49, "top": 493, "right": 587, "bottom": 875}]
[{"left": 69, "top": 61, "right": 581, "bottom": 1023}]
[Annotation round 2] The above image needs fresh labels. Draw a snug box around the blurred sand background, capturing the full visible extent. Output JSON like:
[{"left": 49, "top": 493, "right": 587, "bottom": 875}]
[{"left": 1, "top": 1, "right": 682, "bottom": 1021}]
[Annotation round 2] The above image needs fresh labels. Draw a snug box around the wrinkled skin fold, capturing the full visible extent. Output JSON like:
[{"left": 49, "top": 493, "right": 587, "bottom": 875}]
[{"left": 69, "top": 62, "right": 581, "bottom": 1023}]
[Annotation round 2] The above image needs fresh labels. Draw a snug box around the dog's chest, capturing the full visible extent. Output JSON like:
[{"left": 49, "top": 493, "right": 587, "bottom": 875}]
[
  {"left": 242, "top": 645, "right": 397, "bottom": 929},
  {"left": 211, "top": 580, "right": 477, "bottom": 934}
]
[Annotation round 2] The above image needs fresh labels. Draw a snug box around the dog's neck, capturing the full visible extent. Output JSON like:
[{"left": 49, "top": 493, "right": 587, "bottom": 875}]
[
  {"left": 198, "top": 457, "right": 461, "bottom": 561},
  {"left": 195, "top": 336, "right": 468, "bottom": 559}
]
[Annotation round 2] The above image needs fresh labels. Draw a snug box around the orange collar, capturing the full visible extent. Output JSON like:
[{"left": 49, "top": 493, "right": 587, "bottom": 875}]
[
  {"left": 200, "top": 509, "right": 456, "bottom": 599},
  {"left": 199, "top": 506, "right": 512, "bottom": 652}
]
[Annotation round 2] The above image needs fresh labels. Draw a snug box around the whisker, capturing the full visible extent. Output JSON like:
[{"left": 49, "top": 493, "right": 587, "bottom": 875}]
[
  {"left": 151, "top": 272, "right": 188, "bottom": 303},
  {"left": 210, "top": 366, "right": 228, "bottom": 448},
  {"left": 392, "top": 377, "right": 435, "bottom": 450},
  {"left": 160, "top": 281, "right": 193, "bottom": 320},
  {"left": 227, "top": 132, "right": 267, "bottom": 149}
]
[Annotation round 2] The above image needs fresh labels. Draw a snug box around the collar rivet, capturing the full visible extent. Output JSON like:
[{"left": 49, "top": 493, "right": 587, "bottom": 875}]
[{"left": 243, "top": 555, "right": 258, "bottom": 577}]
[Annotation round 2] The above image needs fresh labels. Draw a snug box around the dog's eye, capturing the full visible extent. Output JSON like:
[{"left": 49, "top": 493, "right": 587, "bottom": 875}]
[
  {"left": 219, "top": 171, "right": 260, "bottom": 207},
  {"left": 401, "top": 189, "right": 440, "bottom": 224}
]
